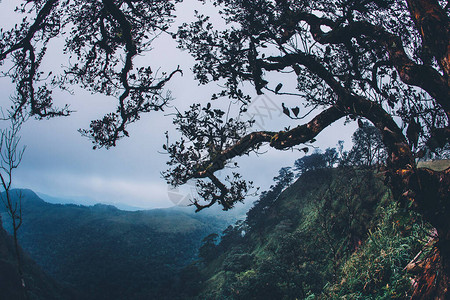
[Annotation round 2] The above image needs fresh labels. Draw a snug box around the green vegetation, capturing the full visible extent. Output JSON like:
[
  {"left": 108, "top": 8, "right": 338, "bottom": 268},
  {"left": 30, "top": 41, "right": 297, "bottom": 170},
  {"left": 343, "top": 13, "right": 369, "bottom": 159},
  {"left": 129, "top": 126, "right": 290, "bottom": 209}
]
[
  {"left": 180, "top": 165, "right": 431, "bottom": 299},
  {"left": 0, "top": 124, "right": 439, "bottom": 300},
  {"left": 324, "top": 202, "right": 429, "bottom": 299},
  {"left": 0, "top": 189, "right": 229, "bottom": 300},
  {"left": 0, "top": 214, "right": 77, "bottom": 300},
  {"left": 0, "top": 150, "right": 441, "bottom": 299}
]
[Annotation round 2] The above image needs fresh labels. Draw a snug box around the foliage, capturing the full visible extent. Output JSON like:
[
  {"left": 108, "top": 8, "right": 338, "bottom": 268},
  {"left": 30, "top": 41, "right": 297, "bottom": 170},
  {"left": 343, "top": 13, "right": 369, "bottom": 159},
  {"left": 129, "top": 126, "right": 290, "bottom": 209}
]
[
  {"left": 0, "top": 0, "right": 182, "bottom": 148},
  {"left": 199, "top": 233, "right": 220, "bottom": 263},
  {"left": 343, "top": 121, "right": 388, "bottom": 167},
  {"left": 0, "top": 189, "right": 228, "bottom": 300},
  {"left": 323, "top": 147, "right": 340, "bottom": 168},
  {"left": 0, "top": 1, "right": 449, "bottom": 297},
  {"left": 167, "top": 4, "right": 450, "bottom": 288},
  {"left": 177, "top": 165, "right": 432, "bottom": 299},
  {"left": 272, "top": 167, "right": 295, "bottom": 189},
  {"left": 323, "top": 203, "right": 430, "bottom": 299},
  {"left": 294, "top": 150, "right": 328, "bottom": 176},
  {"left": 165, "top": 0, "right": 450, "bottom": 213},
  {"left": 0, "top": 0, "right": 448, "bottom": 247},
  {"left": 0, "top": 215, "right": 76, "bottom": 300},
  {"left": 292, "top": 146, "right": 342, "bottom": 176},
  {"left": 294, "top": 151, "right": 326, "bottom": 175},
  {"left": 246, "top": 166, "right": 293, "bottom": 229}
]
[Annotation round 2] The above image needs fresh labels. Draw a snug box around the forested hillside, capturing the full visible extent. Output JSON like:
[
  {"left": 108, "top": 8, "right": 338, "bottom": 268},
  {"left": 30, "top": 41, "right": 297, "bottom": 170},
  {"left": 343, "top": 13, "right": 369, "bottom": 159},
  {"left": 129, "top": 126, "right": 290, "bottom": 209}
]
[
  {"left": 0, "top": 214, "right": 76, "bottom": 300},
  {"left": 180, "top": 166, "right": 435, "bottom": 299},
  {"left": 0, "top": 190, "right": 230, "bottom": 300},
  {"left": 1, "top": 125, "right": 445, "bottom": 300}
]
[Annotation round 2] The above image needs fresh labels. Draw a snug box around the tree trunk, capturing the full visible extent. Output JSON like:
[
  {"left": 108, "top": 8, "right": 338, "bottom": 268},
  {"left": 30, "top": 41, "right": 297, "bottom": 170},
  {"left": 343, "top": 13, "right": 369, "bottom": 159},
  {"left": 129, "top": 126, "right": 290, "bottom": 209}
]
[
  {"left": 12, "top": 216, "right": 28, "bottom": 300},
  {"left": 394, "top": 165, "right": 450, "bottom": 298}
]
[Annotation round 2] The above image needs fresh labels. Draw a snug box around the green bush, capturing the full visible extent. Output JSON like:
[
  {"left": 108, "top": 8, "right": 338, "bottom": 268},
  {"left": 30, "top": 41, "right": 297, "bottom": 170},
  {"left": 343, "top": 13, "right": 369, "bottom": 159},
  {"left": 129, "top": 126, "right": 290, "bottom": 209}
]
[{"left": 323, "top": 203, "right": 430, "bottom": 299}]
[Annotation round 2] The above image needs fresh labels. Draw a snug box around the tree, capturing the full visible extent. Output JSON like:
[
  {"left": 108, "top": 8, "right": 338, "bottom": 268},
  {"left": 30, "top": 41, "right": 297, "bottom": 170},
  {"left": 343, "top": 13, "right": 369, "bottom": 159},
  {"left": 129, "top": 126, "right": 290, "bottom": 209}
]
[
  {"left": 272, "top": 166, "right": 294, "bottom": 189},
  {"left": 345, "top": 121, "right": 387, "bottom": 167},
  {"left": 198, "top": 233, "right": 219, "bottom": 262},
  {"left": 0, "top": 0, "right": 449, "bottom": 295},
  {"left": 166, "top": 0, "right": 449, "bottom": 210},
  {"left": 0, "top": 117, "right": 27, "bottom": 298},
  {"left": 293, "top": 147, "right": 338, "bottom": 176},
  {"left": 323, "top": 147, "right": 339, "bottom": 167},
  {"left": 246, "top": 167, "right": 293, "bottom": 229},
  {"left": 0, "top": 0, "right": 182, "bottom": 148},
  {"left": 163, "top": 0, "right": 450, "bottom": 292},
  {"left": 293, "top": 150, "right": 327, "bottom": 176}
]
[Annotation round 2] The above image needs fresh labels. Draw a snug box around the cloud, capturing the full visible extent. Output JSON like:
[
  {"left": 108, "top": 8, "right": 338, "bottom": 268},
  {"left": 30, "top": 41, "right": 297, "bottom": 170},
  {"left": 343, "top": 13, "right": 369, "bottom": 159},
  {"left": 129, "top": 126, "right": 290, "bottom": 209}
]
[
  {"left": 0, "top": 2, "right": 356, "bottom": 211},
  {"left": 14, "top": 169, "right": 172, "bottom": 209}
]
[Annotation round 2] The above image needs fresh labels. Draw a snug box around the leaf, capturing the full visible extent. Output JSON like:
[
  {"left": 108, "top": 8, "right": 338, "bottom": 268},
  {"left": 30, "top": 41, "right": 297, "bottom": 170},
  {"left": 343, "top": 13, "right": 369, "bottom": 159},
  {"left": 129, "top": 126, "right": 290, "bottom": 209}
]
[
  {"left": 406, "top": 119, "right": 420, "bottom": 149},
  {"left": 391, "top": 70, "right": 397, "bottom": 81},
  {"left": 282, "top": 103, "right": 290, "bottom": 117},
  {"left": 358, "top": 119, "right": 364, "bottom": 128},
  {"left": 275, "top": 83, "right": 283, "bottom": 94}
]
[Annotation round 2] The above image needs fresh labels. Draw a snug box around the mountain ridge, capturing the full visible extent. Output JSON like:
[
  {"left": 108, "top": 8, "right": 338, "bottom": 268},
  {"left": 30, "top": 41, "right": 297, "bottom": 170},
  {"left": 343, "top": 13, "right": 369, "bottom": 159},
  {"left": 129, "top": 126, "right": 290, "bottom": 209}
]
[
  {"left": 0, "top": 189, "right": 234, "bottom": 300},
  {"left": 178, "top": 167, "right": 432, "bottom": 299}
]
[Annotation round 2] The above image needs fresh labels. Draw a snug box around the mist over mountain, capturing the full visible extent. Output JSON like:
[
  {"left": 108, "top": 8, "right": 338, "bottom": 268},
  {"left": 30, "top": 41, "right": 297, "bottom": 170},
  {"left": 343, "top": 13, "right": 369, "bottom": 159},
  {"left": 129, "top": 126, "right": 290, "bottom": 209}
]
[
  {"left": 35, "top": 192, "right": 145, "bottom": 211},
  {"left": 0, "top": 189, "right": 234, "bottom": 300},
  {"left": 1, "top": 161, "right": 445, "bottom": 299}
]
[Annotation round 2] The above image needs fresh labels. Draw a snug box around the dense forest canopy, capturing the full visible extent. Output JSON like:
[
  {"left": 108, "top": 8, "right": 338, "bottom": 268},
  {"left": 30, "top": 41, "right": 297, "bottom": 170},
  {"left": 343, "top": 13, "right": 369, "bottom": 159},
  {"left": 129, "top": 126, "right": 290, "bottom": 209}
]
[{"left": 0, "top": 0, "right": 449, "bottom": 295}]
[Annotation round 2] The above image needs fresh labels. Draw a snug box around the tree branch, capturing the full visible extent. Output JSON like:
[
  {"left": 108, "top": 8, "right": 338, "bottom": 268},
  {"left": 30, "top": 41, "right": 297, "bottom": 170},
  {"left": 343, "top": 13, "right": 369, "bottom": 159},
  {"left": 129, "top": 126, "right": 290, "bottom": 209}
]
[
  {"left": 406, "top": 0, "right": 450, "bottom": 77},
  {"left": 290, "top": 11, "right": 449, "bottom": 117},
  {"left": 0, "top": 0, "right": 58, "bottom": 60}
]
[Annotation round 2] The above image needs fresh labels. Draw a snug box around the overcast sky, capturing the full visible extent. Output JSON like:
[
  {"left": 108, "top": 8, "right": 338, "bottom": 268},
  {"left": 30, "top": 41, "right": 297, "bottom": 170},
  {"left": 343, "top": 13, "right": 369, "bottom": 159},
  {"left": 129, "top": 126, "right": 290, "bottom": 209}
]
[{"left": 0, "top": 1, "right": 356, "bottom": 210}]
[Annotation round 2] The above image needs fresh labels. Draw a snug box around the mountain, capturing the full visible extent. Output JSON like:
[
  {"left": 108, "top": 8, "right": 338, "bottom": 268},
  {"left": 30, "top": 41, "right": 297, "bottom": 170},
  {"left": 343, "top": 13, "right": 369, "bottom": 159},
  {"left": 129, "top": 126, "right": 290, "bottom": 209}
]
[
  {"left": 0, "top": 189, "right": 231, "bottom": 300},
  {"left": 36, "top": 192, "right": 144, "bottom": 211},
  {"left": 0, "top": 214, "right": 77, "bottom": 300},
  {"left": 179, "top": 167, "right": 433, "bottom": 299}
]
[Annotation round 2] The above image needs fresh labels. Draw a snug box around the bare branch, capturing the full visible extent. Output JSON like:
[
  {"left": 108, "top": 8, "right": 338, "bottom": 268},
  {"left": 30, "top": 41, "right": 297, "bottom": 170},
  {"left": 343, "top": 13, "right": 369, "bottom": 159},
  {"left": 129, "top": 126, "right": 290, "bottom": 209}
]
[{"left": 0, "top": 117, "right": 26, "bottom": 294}]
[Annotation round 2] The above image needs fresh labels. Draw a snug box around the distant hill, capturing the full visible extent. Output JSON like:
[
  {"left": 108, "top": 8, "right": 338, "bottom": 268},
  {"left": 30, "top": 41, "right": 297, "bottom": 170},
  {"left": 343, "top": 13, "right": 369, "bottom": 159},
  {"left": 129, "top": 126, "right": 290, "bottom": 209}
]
[
  {"left": 36, "top": 192, "right": 145, "bottom": 211},
  {"left": 179, "top": 167, "right": 432, "bottom": 299},
  {"left": 0, "top": 189, "right": 232, "bottom": 300}
]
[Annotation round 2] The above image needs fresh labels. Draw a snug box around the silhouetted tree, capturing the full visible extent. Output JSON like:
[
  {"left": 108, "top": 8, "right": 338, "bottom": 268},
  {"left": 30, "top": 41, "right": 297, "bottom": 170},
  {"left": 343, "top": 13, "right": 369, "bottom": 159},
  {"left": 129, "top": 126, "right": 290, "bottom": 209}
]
[
  {"left": 294, "top": 151, "right": 327, "bottom": 176},
  {"left": 198, "top": 233, "right": 219, "bottom": 263},
  {"left": 272, "top": 167, "right": 294, "bottom": 189},
  {"left": 246, "top": 167, "right": 293, "bottom": 229},
  {"left": 323, "top": 147, "right": 339, "bottom": 168},
  {"left": 0, "top": 117, "right": 27, "bottom": 298},
  {"left": 345, "top": 121, "right": 387, "bottom": 167},
  {"left": 0, "top": 0, "right": 182, "bottom": 148},
  {"left": 162, "top": 2, "right": 450, "bottom": 291},
  {"left": 1, "top": 1, "right": 449, "bottom": 294}
]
